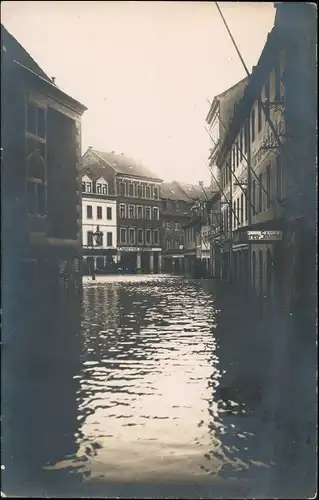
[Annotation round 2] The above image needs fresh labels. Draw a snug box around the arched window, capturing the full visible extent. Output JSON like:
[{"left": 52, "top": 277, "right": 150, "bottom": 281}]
[
  {"left": 252, "top": 251, "right": 256, "bottom": 292},
  {"left": 259, "top": 249, "right": 263, "bottom": 296},
  {"left": 27, "top": 150, "right": 46, "bottom": 216}
]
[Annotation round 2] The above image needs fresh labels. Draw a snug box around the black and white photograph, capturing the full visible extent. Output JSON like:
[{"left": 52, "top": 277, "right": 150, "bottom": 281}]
[{"left": 1, "top": 1, "right": 317, "bottom": 498}]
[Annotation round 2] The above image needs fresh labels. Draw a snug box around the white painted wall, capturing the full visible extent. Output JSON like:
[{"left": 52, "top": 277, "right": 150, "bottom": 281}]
[{"left": 82, "top": 196, "right": 117, "bottom": 249}]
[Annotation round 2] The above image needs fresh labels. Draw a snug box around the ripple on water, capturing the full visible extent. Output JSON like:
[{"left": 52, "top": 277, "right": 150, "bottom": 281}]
[{"left": 46, "top": 275, "right": 275, "bottom": 490}]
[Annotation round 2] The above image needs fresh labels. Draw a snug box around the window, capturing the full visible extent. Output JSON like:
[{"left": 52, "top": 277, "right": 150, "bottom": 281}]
[
  {"left": 252, "top": 180, "right": 256, "bottom": 215},
  {"left": 232, "top": 147, "right": 236, "bottom": 170},
  {"left": 240, "top": 193, "right": 244, "bottom": 224},
  {"left": 146, "top": 186, "right": 151, "bottom": 198},
  {"left": 258, "top": 173, "right": 263, "bottom": 213},
  {"left": 265, "top": 78, "right": 270, "bottom": 119},
  {"left": 244, "top": 121, "right": 248, "bottom": 153},
  {"left": 137, "top": 185, "right": 143, "bottom": 198},
  {"left": 129, "top": 228, "right": 135, "bottom": 244},
  {"left": 87, "top": 205, "right": 92, "bottom": 219},
  {"left": 146, "top": 229, "right": 151, "bottom": 244},
  {"left": 154, "top": 187, "right": 159, "bottom": 199},
  {"left": 102, "top": 184, "right": 108, "bottom": 195},
  {"left": 176, "top": 203, "right": 180, "bottom": 212},
  {"left": 275, "top": 58, "right": 281, "bottom": 101},
  {"left": 258, "top": 97, "right": 262, "bottom": 132},
  {"left": 128, "top": 183, "right": 134, "bottom": 197},
  {"left": 266, "top": 164, "right": 271, "bottom": 209},
  {"left": 240, "top": 130, "right": 243, "bottom": 161},
  {"left": 137, "top": 206, "right": 143, "bottom": 219},
  {"left": 97, "top": 183, "right": 102, "bottom": 194},
  {"left": 276, "top": 154, "right": 282, "bottom": 200},
  {"left": 175, "top": 222, "right": 180, "bottom": 230},
  {"left": 128, "top": 205, "right": 134, "bottom": 219},
  {"left": 153, "top": 230, "right": 159, "bottom": 245},
  {"left": 225, "top": 207, "right": 229, "bottom": 233},
  {"left": 236, "top": 142, "right": 239, "bottom": 167},
  {"left": 237, "top": 198, "right": 240, "bottom": 225},
  {"left": 166, "top": 222, "right": 170, "bottom": 230},
  {"left": 120, "top": 204, "right": 126, "bottom": 218},
  {"left": 107, "top": 232, "right": 113, "bottom": 247},
  {"left": 82, "top": 182, "right": 86, "bottom": 192},
  {"left": 145, "top": 207, "right": 151, "bottom": 220},
  {"left": 251, "top": 108, "right": 255, "bottom": 143},
  {"left": 233, "top": 201, "right": 236, "bottom": 228},
  {"left": 137, "top": 229, "right": 143, "bottom": 244},
  {"left": 119, "top": 182, "right": 126, "bottom": 196},
  {"left": 107, "top": 207, "right": 112, "bottom": 220},
  {"left": 27, "top": 102, "right": 46, "bottom": 138},
  {"left": 87, "top": 231, "right": 94, "bottom": 246},
  {"left": 120, "top": 228, "right": 126, "bottom": 243},
  {"left": 26, "top": 151, "right": 46, "bottom": 216},
  {"left": 153, "top": 207, "right": 159, "bottom": 220},
  {"left": 97, "top": 206, "right": 102, "bottom": 219},
  {"left": 86, "top": 182, "right": 92, "bottom": 193}
]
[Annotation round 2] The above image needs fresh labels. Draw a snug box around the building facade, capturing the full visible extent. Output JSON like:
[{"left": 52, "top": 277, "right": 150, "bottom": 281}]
[
  {"left": 81, "top": 173, "right": 117, "bottom": 273},
  {"left": 160, "top": 181, "right": 195, "bottom": 274},
  {"left": 81, "top": 148, "right": 163, "bottom": 273},
  {"left": 206, "top": 77, "right": 249, "bottom": 281},
  {"left": 207, "top": 2, "right": 316, "bottom": 309},
  {"left": 2, "top": 25, "right": 87, "bottom": 301}
]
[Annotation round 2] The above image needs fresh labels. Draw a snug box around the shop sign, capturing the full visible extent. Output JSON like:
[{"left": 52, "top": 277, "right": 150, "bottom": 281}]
[
  {"left": 118, "top": 247, "right": 141, "bottom": 252},
  {"left": 247, "top": 230, "right": 283, "bottom": 241}
]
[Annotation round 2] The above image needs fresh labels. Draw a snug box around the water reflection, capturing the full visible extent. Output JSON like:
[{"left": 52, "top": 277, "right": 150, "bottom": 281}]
[
  {"left": 43, "top": 275, "right": 278, "bottom": 496},
  {"left": 2, "top": 275, "right": 315, "bottom": 498}
]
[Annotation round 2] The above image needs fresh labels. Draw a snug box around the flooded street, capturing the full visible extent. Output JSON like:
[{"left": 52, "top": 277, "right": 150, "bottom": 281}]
[{"left": 2, "top": 275, "right": 316, "bottom": 498}]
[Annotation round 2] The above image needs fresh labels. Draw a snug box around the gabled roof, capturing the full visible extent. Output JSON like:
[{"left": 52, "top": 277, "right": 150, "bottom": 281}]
[{"left": 84, "top": 148, "right": 162, "bottom": 181}]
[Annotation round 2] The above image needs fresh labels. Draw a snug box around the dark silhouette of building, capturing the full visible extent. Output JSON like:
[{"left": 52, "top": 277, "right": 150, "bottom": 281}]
[{"left": 1, "top": 25, "right": 87, "bottom": 317}]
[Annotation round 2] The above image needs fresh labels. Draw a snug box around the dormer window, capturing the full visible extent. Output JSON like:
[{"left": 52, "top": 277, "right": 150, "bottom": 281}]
[
  {"left": 96, "top": 178, "right": 108, "bottom": 195},
  {"left": 86, "top": 182, "right": 92, "bottom": 193}
]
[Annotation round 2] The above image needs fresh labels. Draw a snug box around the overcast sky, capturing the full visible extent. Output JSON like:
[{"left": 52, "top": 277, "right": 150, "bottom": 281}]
[{"left": 2, "top": 1, "right": 275, "bottom": 185}]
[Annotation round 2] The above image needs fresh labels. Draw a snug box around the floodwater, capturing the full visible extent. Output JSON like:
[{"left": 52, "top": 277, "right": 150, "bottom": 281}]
[{"left": 2, "top": 275, "right": 316, "bottom": 498}]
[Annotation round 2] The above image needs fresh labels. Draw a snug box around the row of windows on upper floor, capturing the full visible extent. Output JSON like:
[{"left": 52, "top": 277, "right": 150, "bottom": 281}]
[
  {"left": 219, "top": 60, "right": 283, "bottom": 184},
  {"left": 119, "top": 227, "right": 160, "bottom": 246},
  {"left": 119, "top": 204, "right": 159, "bottom": 221},
  {"left": 164, "top": 222, "right": 182, "bottom": 231},
  {"left": 84, "top": 205, "right": 113, "bottom": 220},
  {"left": 82, "top": 179, "right": 160, "bottom": 200},
  {"left": 220, "top": 155, "right": 284, "bottom": 233}
]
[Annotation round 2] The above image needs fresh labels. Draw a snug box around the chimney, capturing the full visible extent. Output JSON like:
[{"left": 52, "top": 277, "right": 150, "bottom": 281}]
[
  {"left": 88, "top": 146, "right": 93, "bottom": 150},
  {"left": 111, "top": 151, "right": 115, "bottom": 154},
  {"left": 51, "top": 77, "right": 56, "bottom": 84}
]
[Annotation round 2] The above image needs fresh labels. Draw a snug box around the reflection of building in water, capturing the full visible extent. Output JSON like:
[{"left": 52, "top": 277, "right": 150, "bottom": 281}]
[{"left": 2, "top": 290, "right": 82, "bottom": 497}]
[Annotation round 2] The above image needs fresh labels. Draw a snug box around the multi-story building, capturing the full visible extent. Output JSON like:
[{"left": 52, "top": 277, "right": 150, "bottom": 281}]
[
  {"left": 80, "top": 169, "right": 117, "bottom": 273},
  {"left": 2, "top": 25, "right": 87, "bottom": 300},
  {"left": 206, "top": 77, "right": 248, "bottom": 279},
  {"left": 214, "top": 2, "right": 316, "bottom": 307},
  {"left": 160, "top": 181, "right": 195, "bottom": 274},
  {"left": 81, "top": 148, "right": 163, "bottom": 273}
]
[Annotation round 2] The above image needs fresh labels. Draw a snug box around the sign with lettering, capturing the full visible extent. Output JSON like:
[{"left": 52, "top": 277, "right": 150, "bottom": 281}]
[
  {"left": 247, "top": 230, "right": 283, "bottom": 241},
  {"left": 117, "top": 247, "right": 141, "bottom": 252}
]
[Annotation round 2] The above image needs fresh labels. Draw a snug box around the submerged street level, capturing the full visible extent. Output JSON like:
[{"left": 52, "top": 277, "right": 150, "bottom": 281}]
[{"left": 2, "top": 275, "right": 316, "bottom": 498}]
